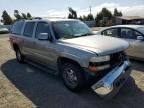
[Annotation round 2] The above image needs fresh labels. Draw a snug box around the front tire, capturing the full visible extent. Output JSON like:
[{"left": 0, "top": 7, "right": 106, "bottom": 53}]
[
  {"left": 15, "top": 48, "right": 24, "bottom": 63},
  {"left": 61, "top": 62, "right": 85, "bottom": 91}
]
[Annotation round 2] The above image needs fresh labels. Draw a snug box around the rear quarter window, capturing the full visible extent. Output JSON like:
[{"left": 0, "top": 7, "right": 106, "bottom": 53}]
[{"left": 11, "top": 21, "right": 24, "bottom": 35}]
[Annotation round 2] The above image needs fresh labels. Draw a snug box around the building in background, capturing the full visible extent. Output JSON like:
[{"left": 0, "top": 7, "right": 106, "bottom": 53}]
[{"left": 115, "top": 16, "right": 144, "bottom": 25}]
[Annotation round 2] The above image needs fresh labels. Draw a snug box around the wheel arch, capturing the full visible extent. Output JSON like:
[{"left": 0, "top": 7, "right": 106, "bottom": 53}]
[
  {"left": 13, "top": 43, "right": 19, "bottom": 51},
  {"left": 57, "top": 57, "right": 82, "bottom": 73}
]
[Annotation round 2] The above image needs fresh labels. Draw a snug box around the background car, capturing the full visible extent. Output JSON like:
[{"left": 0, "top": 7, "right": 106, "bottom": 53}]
[
  {"left": 0, "top": 28, "right": 9, "bottom": 34},
  {"left": 97, "top": 25, "right": 144, "bottom": 60}
]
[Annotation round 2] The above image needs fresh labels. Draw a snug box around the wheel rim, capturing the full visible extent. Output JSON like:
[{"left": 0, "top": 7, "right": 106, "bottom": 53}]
[{"left": 63, "top": 68, "right": 78, "bottom": 88}]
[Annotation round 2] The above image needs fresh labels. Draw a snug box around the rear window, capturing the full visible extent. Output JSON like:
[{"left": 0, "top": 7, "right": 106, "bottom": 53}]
[
  {"left": 137, "top": 27, "right": 144, "bottom": 34},
  {"left": 11, "top": 21, "right": 24, "bottom": 35},
  {"left": 23, "top": 22, "right": 35, "bottom": 37}
]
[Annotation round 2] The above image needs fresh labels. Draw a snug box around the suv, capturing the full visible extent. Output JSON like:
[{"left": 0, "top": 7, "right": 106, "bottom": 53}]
[{"left": 9, "top": 19, "right": 131, "bottom": 97}]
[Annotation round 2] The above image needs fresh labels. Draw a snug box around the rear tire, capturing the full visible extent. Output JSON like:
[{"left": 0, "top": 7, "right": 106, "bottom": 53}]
[
  {"left": 15, "top": 48, "right": 24, "bottom": 63},
  {"left": 61, "top": 62, "right": 85, "bottom": 91}
]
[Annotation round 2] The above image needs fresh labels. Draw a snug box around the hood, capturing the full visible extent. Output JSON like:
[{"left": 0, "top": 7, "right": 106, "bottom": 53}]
[{"left": 58, "top": 35, "right": 129, "bottom": 55}]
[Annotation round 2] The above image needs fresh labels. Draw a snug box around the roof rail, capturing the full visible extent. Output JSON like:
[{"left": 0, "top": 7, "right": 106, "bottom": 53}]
[{"left": 32, "top": 17, "right": 42, "bottom": 20}]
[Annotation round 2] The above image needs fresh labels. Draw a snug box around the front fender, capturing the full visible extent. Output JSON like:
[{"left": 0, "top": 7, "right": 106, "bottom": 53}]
[{"left": 59, "top": 52, "right": 90, "bottom": 67}]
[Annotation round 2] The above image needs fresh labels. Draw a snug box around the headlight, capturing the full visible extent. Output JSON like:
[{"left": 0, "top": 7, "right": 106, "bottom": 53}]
[{"left": 90, "top": 55, "right": 110, "bottom": 63}]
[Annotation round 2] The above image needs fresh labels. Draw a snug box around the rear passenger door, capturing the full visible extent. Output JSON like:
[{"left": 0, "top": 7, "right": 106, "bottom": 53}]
[
  {"left": 22, "top": 22, "right": 36, "bottom": 58},
  {"left": 120, "top": 27, "right": 144, "bottom": 58}
]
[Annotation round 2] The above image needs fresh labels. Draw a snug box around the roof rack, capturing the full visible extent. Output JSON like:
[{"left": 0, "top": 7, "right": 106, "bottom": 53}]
[{"left": 32, "top": 17, "right": 42, "bottom": 20}]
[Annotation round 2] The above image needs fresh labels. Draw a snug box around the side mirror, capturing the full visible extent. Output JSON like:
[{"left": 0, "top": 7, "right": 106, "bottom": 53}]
[
  {"left": 38, "top": 33, "right": 49, "bottom": 40},
  {"left": 137, "top": 36, "right": 144, "bottom": 41}
]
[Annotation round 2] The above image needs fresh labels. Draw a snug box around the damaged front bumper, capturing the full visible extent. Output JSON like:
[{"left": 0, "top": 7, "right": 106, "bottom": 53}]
[{"left": 91, "top": 60, "right": 131, "bottom": 97}]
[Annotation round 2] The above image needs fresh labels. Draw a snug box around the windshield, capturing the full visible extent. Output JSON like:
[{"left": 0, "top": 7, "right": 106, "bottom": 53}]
[
  {"left": 137, "top": 27, "right": 144, "bottom": 34},
  {"left": 52, "top": 20, "right": 94, "bottom": 39}
]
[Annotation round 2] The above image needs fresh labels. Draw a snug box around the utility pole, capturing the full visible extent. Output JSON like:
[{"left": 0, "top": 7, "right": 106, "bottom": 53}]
[{"left": 89, "top": 6, "right": 91, "bottom": 15}]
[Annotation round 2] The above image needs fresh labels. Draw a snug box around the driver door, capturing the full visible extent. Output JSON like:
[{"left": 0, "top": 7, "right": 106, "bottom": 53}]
[{"left": 33, "top": 22, "right": 57, "bottom": 70}]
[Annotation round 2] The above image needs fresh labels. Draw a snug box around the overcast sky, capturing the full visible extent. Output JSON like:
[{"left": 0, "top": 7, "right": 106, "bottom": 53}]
[{"left": 0, "top": 0, "right": 144, "bottom": 18}]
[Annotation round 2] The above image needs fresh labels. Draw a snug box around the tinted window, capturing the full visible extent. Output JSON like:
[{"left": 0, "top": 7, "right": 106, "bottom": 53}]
[
  {"left": 120, "top": 28, "right": 141, "bottom": 39},
  {"left": 11, "top": 21, "right": 24, "bottom": 35},
  {"left": 137, "top": 27, "right": 144, "bottom": 34},
  {"left": 102, "top": 28, "right": 118, "bottom": 37},
  {"left": 23, "top": 22, "right": 35, "bottom": 37},
  {"left": 35, "top": 22, "right": 50, "bottom": 38}
]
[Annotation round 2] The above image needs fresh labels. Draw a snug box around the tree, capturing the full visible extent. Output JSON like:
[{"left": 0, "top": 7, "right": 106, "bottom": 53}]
[
  {"left": 14, "top": 10, "right": 22, "bottom": 20},
  {"left": 95, "top": 13, "right": 100, "bottom": 26},
  {"left": 114, "top": 8, "right": 118, "bottom": 16},
  {"left": 27, "top": 12, "right": 32, "bottom": 19},
  {"left": 21, "top": 13, "right": 27, "bottom": 19},
  {"left": 78, "top": 16, "right": 83, "bottom": 21},
  {"left": 119, "top": 12, "right": 122, "bottom": 16},
  {"left": 95, "top": 8, "right": 113, "bottom": 27},
  {"left": 1, "top": 10, "right": 13, "bottom": 25},
  {"left": 113, "top": 8, "right": 123, "bottom": 16},
  {"left": 87, "top": 14, "right": 94, "bottom": 20},
  {"left": 112, "top": 8, "right": 123, "bottom": 25},
  {"left": 82, "top": 15, "right": 87, "bottom": 21},
  {"left": 68, "top": 14, "right": 73, "bottom": 19},
  {"left": 101, "top": 8, "right": 112, "bottom": 19},
  {"left": 68, "top": 7, "right": 77, "bottom": 19}
]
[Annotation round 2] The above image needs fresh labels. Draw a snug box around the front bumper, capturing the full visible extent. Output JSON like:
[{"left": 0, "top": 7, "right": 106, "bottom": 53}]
[{"left": 91, "top": 60, "right": 131, "bottom": 97}]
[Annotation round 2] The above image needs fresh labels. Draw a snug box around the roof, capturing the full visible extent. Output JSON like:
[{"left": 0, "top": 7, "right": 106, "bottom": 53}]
[
  {"left": 46, "top": 18, "right": 78, "bottom": 22},
  {"left": 24, "top": 18, "right": 78, "bottom": 22},
  {"left": 111, "top": 25, "right": 144, "bottom": 29},
  {"left": 98, "top": 25, "right": 144, "bottom": 33},
  {"left": 116, "top": 16, "right": 144, "bottom": 20}
]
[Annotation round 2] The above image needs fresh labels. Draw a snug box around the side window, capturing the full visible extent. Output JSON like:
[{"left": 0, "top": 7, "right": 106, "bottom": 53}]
[
  {"left": 120, "top": 28, "right": 139, "bottom": 39},
  {"left": 133, "top": 30, "right": 142, "bottom": 37},
  {"left": 23, "top": 22, "right": 35, "bottom": 37},
  {"left": 102, "top": 28, "right": 118, "bottom": 37},
  {"left": 35, "top": 22, "right": 50, "bottom": 38},
  {"left": 11, "top": 21, "right": 24, "bottom": 35}
]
